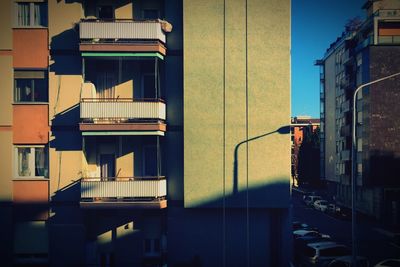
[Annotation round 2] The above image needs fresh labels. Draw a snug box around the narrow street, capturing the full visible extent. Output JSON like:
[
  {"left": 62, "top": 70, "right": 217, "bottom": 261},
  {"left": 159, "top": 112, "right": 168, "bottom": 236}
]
[{"left": 292, "top": 189, "right": 400, "bottom": 265}]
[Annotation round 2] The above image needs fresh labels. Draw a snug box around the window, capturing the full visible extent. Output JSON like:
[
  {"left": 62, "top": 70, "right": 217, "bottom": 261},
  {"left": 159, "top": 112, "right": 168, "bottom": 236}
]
[
  {"left": 16, "top": 2, "right": 48, "bottom": 27},
  {"left": 14, "top": 70, "right": 48, "bottom": 102},
  {"left": 143, "top": 9, "right": 159, "bottom": 20},
  {"left": 98, "top": 5, "right": 114, "bottom": 20},
  {"left": 143, "top": 145, "right": 158, "bottom": 177},
  {"left": 15, "top": 146, "right": 48, "bottom": 178},
  {"left": 144, "top": 238, "right": 161, "bottom": 257}
]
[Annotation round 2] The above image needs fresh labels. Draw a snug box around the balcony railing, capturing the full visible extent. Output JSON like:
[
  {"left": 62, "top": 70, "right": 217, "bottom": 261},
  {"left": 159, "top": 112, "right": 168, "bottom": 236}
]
[
  {"left": 80, "top": 98, "right": 166, "bottom": 121},
  {"left": 79, "top": 19, "right": 166, "bottom": 43},
  {"left": 80, "top": 177, "right": 167, "bottom": 199}
]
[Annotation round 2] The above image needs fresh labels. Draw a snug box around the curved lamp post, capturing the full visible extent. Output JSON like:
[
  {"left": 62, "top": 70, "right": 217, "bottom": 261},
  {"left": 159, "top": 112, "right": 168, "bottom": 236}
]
[{"left": 351, "top": 71, "right": 400, "bottom": 266}]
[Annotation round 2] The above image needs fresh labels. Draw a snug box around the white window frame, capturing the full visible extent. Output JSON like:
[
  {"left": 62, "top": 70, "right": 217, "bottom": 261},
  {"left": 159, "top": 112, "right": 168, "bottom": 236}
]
[
  {"left": 14, "top": 1, "right": 48, "bottom": 28},
  {"left": 14, "top": 145, "right": 48, "bottom": 179}
]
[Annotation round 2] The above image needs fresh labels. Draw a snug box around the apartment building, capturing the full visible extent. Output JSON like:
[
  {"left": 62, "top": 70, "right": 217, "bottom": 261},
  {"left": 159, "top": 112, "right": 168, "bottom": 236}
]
[
  {"left": 318, "top": 0, "right": 400, "bottom": 225},
  {"left": 290, "top": 116, "right": 320, "bottom": 186},
  {"left": 0, "top": 0, "right": 291, "bottom": 266}
]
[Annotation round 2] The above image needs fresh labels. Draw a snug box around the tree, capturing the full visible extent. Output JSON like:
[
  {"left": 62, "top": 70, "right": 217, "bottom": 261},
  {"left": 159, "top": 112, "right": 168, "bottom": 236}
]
[{"left": 297, "top": 127, "right": 320, "bottom": 187}]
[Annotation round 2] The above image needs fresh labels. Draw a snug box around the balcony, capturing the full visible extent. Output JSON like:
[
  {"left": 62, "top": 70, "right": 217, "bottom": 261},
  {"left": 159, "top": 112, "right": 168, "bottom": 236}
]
[
  {"left": 79, "top": 98, "right": 166, "bottom": 135},
  {"left": 80, "top": 177, "right": 167, "bottom": 209},
  {"left": 79, "top": 19, "right": 169, "bottom": 55}
]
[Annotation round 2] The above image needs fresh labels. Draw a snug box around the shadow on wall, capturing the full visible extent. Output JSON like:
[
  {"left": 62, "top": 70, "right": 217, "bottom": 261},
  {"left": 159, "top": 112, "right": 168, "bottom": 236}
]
[
  {"left": 50, "top": 104, "right": 82, "bottom": 151},
  {"left": 168, "top": 181, "right": 292, "bottom": 267},
  {"left": 368, "top": 150, "right": 400, "bottom": 227},
  {"left": 50, "top": 26, "right": 81, "bottom": 75},
  {"left": 51, "top": 179, "right": 81, "bottom": 203}
]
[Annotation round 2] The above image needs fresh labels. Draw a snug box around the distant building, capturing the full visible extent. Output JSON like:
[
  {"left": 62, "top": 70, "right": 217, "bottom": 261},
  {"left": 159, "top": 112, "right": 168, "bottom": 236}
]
[
  {"left": 291, "top": 116, "right": 320, "bottom": 186},
  {"left": 0, "top": 0, "right": 292, "bottom": 266},
  {"left": 317, "top": 0, "right": 400, "bottom": 225}
]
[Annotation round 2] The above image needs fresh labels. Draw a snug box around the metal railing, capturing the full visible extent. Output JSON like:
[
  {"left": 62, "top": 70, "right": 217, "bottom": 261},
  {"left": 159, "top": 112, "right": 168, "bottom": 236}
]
[
  {"left": 80, "top": 98, "right": 166, "bottom": 121},
  {"left": 80, "top": 176, "right": 167, "bottom": 199},
  {"left": 79, "top": 19, "right": 166, "bottom": 43}
]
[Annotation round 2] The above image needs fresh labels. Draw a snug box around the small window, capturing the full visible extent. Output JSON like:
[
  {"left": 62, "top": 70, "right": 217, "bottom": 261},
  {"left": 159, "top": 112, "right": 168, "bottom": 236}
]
[
  {"left": 143, "top": 9, "right": 159, "bottom": 20},
  {"left": 144, "top": 238, "right": 161, "bottom": 257},
  {"left": 98, "top": 5, "right": 114, "bottom": 20},
  {"left": 15, "top": 146, "right": 49, "bottom": 178},
  {"left": 14, "top": 70, "right": 48, "bottom": 102},
  {"left": 16, "top": 2, "right": 48, "bottom": 27}
]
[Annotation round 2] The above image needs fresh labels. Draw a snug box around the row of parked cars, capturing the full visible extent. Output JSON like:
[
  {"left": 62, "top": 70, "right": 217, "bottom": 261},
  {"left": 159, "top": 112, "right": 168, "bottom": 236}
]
[
  {"left": 303, "top": 194, "right": 344, "bottom": 218},
  {"left": 293, "top": 220, "right": 400, "bottom": 267},
  {"left": 294, "top": 191, "right": 400, "bottom": 266},
  {"left": 292, "top": 221, "right": 369, "bottom": 267}
]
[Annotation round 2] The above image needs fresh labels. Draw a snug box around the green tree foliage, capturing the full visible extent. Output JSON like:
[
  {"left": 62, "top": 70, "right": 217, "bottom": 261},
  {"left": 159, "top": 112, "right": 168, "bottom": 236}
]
[{"left": 297, "top": 127, "right": 320, "bottom": 186}]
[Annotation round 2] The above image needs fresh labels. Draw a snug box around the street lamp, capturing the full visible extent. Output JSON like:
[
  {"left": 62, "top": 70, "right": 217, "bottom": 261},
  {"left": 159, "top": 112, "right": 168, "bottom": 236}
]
[{"left": 351, "top": 71, "right": 400, "bottom": 266}]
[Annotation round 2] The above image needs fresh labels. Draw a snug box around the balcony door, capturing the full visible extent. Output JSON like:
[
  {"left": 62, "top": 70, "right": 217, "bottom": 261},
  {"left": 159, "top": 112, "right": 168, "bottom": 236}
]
[
  {"left": 142, "top": 73, "right": 156, "bottom": 99},
  {"left": 143, "top": 145, "right": 158, "bottom": 177},
  {"left": 100, "top": 154, "right": 115, "bottom": 179},
  {"left": 96, "top": 72, "right": 115, "bottom": 99}
]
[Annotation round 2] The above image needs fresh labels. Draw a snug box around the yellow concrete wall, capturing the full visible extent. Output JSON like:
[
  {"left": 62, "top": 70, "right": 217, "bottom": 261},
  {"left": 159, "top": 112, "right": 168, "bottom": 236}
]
[
  {"left": 0, "top": 0, "right": 12, "bottom": 49},
  {"left": 48, "top": 0, "right": 82, "bottom": 50},
  {"left": 184, "top": 0, "right": 224, "bottom": 207},
  {"left": 47, "top": 1, "right": 85, "bottom": 199},
  {"left": 48, "top": 72, "right": 82, "bottom": 122},
  {"left": 0, "top": 56, "right": 13, "bottom": 125},
  {"left": 115, "top": 80, "right": 133, "bottom": 98},
  {"left": 49, "top": 150, "right": 82, "bottom": 198},
  {"left": 0, "top": 131, "right": 13, "bottom": 202},
  {"left": 115, "top": 2, "right": 133, "bottom": 19},
  {"left": 117, "top": 136, "right": 134, "bottom": 178},
  {"left": 184, "top": 0, "right": 291, "bottom": 208},
  {"left": 247, "top": 0, "right": 291, "bottom": 206}
]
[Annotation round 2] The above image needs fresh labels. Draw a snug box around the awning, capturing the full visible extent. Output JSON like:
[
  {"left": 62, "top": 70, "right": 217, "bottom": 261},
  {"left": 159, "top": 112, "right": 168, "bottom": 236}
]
[
  {"left": 82, "top": 131, "right": 165, "bottom": 136},
  {"left": 81, "top": 52, "right": 164, "bottom": 60}
]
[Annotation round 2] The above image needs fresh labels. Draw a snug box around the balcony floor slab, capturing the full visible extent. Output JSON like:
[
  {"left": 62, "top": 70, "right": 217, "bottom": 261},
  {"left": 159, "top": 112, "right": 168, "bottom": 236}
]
[{"left": 80, "top": 199, "right": 167, "bottom": 209}]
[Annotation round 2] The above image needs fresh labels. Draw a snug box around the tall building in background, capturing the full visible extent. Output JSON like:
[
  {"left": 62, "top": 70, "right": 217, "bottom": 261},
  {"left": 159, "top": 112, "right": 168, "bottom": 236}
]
[
  {"left": 290, "top": 116, "right": 320, "bottom": 186},
  {"left": 318, "top": 0, "right": 400, "bottom": 226},
  {"left": 0, "top": 0, "right": 291, "bottom": 266}
]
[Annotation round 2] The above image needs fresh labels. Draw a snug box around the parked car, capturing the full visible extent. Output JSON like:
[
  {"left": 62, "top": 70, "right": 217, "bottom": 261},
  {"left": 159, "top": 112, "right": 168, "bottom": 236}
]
[
  {"left": 328, "top": 255, "right": 370, "bottom": 267},
  {"left": 327, "top": 203, "right": 341, "bottom": 215},
  {"left": 303, "top": 191, "right": 318, "bottom": 200},
  {"left": 293, "top": 221, "right": 310, "bottom": 230},
  {"left": 304, "top": 195, "right": 323, "bottom": 206},
  {"left": 299, "top": 241, "right": 351, "bottom": 267},
  {"left": 374, "top": 258, "right": 400, "bottom": 267},
  {"left": 293, "top": 229, "right": 330, "bottom": 239},
  {"left": 314, "top": 200, "right": 329, "bottom": 212},
  {"left": 293, "top": 221, "right": 319, "bottom": 232}
]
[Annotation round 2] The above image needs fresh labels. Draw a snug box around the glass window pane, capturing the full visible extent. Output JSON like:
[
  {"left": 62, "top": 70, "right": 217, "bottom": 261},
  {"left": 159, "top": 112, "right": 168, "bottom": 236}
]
[
  {"left": 35, "top": 148, "right": 47, "bottom": 177},
  {"left": 34, "top": 3, "right": 48, "bottom": 27},
  {"left": 15, "top": 74, "right": 48, "bottom": 103},
  {"left": 17, "top": 3, "right": 30, "bottom": 26},
  {"left": 15, "top": 79, "right": 33, "bottom": 102},
  {"left": 33, "top": 79, "right": 48, "bottom": 102},
  {"left": 18, "top": 148, "right": 31, "bottom": 176}
]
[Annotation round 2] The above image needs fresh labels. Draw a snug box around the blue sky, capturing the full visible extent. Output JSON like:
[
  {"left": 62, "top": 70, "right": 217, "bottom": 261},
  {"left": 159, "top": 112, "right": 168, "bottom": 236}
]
[{"left": 291, "top": 0, "right": 365, "bottom": 118}]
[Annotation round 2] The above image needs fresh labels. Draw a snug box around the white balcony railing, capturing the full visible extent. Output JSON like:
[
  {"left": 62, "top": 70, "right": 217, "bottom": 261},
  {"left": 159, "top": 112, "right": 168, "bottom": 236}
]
[
  {"left": 81, "top": 177, "right": 167, "bottom": 199},
  {"left": 79, "top": 20, "right": 166, "bottom": 43},
  {"left": 80, "top": 99, "right": 166, "bottom": 121}
]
